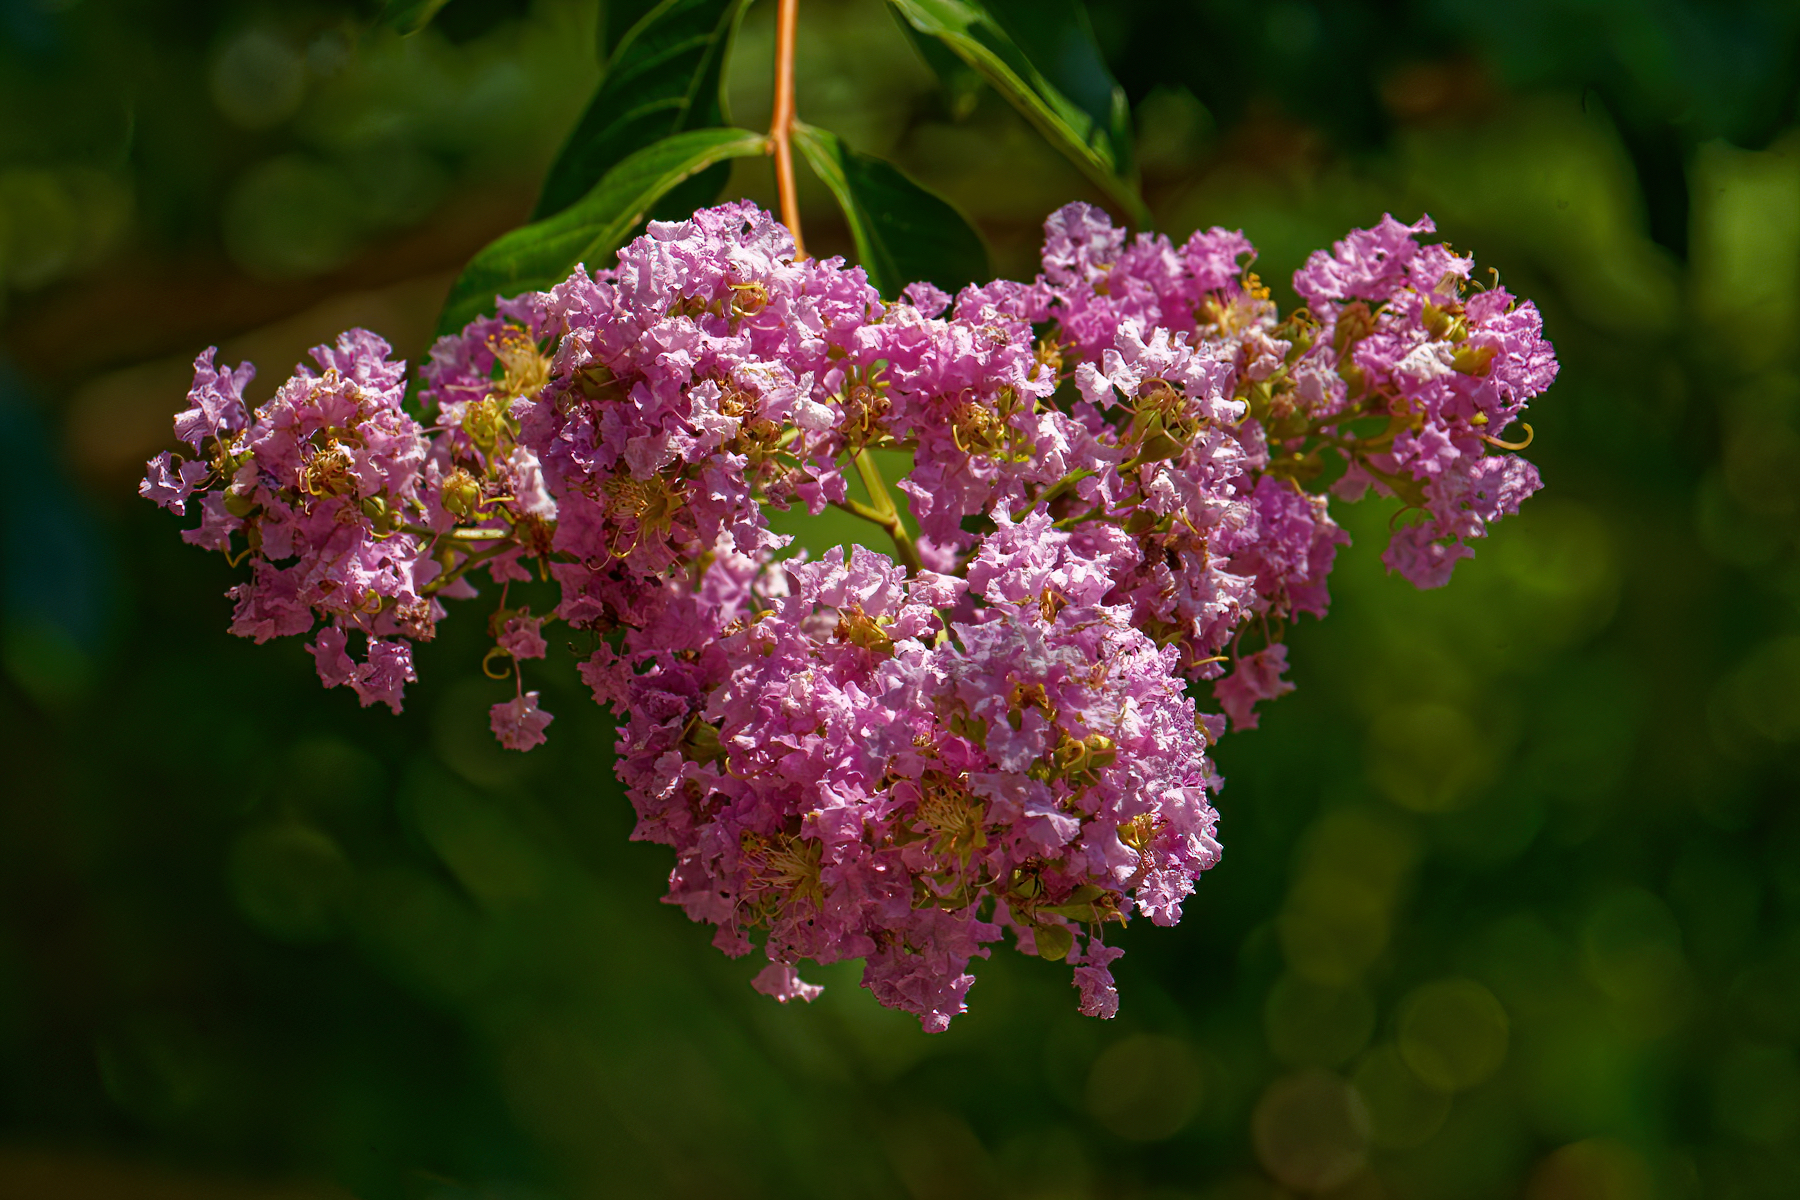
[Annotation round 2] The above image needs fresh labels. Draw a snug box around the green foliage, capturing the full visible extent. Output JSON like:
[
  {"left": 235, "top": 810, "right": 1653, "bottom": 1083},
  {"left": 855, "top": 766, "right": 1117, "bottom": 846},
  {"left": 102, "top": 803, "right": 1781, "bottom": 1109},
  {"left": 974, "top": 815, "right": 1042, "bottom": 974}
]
[
  {"left": 600, "top": 0, "right": 667, "bottom": 57},
  {"left": 792, "top": 122, "right": 988, "bottom": 296},
  {"left": 982, "top": 0, "right": 1135, "bottom": 179},
  {"left": 888, "top": 0, "right": 1148, "bottom": 225},
  {"left": 888, "top": 5, "right": 985, "bottom": 119},
  {"left": 534, "top": 0, "right": 748, "bottom": 221},
  {"left": 438, "top": 126, "right": 767, "bottom": 336},
  {"left": 378, "top": 0, "right": 456, "bottom": 36}
]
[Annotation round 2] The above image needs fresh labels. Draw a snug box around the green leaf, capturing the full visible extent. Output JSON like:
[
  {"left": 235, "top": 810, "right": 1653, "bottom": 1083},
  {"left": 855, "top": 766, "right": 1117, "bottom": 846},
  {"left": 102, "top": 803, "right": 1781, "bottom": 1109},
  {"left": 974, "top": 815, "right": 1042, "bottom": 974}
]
[
  {"left": 889, "top": 5, "right": 984, "bottom": 120},
  {"left": 887, "top": 0, "right": 1148, "bottom": 227},
  {"left": 1040, "top": 902, "right": 1102, "bottom": 922},
  {"left": 535, "top": 0, "right": 748, "bottom": 221},
  {"left": 1033, "top": 923, "right": 1074, "bottom": 962},
  {"left": 792, "top": 123, "right": 988, "bottom": 299},
  {"left": 437, "top": 127, "right": 768, "bottom": 338},
  {"left": 984, "top": 0, "right": 1134, "bottom": 178},
  {"left": 599, "top": 0, "right": 662, "bottom": 57},
  {"left": 379, "top": 0, "right": 454, "bottom": 35}
]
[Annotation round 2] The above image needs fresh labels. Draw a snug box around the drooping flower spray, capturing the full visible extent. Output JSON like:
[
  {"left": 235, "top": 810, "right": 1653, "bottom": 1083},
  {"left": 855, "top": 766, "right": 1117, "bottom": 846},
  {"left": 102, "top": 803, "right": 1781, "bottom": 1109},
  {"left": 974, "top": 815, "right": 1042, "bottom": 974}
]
[{"left": 140, "top": 3, "right": 1555, "bottom": 1030}]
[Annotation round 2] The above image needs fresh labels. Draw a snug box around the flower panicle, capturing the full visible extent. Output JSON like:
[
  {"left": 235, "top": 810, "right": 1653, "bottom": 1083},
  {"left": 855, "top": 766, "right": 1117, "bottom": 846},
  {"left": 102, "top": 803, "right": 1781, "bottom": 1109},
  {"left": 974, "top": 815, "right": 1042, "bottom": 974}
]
[{"left": 142, "top": 198, "right": 1555, "bottom": 1030}]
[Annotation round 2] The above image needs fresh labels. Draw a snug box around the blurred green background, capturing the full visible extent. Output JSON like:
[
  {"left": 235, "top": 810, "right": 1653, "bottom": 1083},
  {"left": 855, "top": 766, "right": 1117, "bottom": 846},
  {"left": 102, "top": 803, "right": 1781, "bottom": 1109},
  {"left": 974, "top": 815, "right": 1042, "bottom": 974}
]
[{"left": 3, "top": 0, "right": 1800, "bottom": 1197}]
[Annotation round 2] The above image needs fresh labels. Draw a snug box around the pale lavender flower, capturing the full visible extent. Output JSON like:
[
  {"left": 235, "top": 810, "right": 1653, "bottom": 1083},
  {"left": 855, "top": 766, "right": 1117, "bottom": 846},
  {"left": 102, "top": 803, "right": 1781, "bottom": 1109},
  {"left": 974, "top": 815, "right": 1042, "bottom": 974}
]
[
  {"left": 1214, "top": 644, "right": 1296, "bottom": 732},
  {"left": 491, "top": 691, "right": 553, "bottom": 751},
  {"left": 499, "top": 615, "right": 548, "bottom": 661}
]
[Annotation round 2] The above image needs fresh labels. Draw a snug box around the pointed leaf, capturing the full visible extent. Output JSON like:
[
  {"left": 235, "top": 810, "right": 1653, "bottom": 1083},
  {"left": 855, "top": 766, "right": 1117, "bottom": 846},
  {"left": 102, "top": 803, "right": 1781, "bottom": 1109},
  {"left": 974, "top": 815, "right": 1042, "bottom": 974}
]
[
  {"left": 889, "top": 5, "right": 984, "bottom": 120},
  {"left": 535, "top": 0, "right": 748, "bottom": 221},
  {"left": 887, "top": 0, "right": 1147, "bottom": 227},
  {"left": 437, "top": 127, "right": 768, "bottom": 337},
  {"left": 379, "top": 0, "right": 453, "bottom": 35},
  {"left": 599, "top": 0, "right": 663, "bottom": 57},
  {"left": 1033, "top": 923, "right": 1074, "bottom": 962},
  {"left": 984, "top": 0, "right": 1135, "bottom": 179},
  {"left": 792, "top": 123, "right": 988, "bottom": 299}
]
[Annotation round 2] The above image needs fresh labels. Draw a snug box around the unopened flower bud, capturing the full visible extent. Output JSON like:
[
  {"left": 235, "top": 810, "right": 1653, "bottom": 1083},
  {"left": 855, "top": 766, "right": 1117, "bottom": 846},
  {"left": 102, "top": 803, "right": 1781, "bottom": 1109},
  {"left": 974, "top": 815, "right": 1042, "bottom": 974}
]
[
  {"left": 441, "top": 468, "right": 481, "bottom": 520},
  {"left": 680, "top": 717, "right": 726, "bottom": 765},
  {"left": 1128, "top": 378, "right": 1200, "bottom": 462},
  {"left": 462, "top": 397, "right": 506, "bottom": 450},
  {"left": 1133, "top": 417, "right": 1188, "bottom": 463},
  {"left": 359, "top": 494, "right": 393, "bottom": 531}
]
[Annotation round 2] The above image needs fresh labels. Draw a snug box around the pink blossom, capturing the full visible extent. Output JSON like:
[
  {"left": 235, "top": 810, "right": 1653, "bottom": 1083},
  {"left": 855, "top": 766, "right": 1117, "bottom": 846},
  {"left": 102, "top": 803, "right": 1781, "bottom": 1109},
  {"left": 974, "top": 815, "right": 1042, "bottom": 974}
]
[
  {"left": 491, "top": 691, "right": 553, "bottom": 751},
  {"left": 143, "top": 198, "right": 1557, "bottom": 1029},
  {"left": 1214, "top": 644, "right": 1297, "bottom": 731},
  {"left": 499, "top": 616, "right": 547, "bottom": 661},
  {"left": 751, "top": 963, "right": 824, "bottom": 1004}
]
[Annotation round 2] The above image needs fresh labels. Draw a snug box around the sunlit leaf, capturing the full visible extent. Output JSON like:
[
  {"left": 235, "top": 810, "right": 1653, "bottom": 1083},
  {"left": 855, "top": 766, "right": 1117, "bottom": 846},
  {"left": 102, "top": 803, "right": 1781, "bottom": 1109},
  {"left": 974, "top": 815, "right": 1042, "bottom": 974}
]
[
  {"left": 437, "top": 127, "right": 768, "bottom": 337},
  {"left": 888, "top": 0, "right": 1147, "bottom": 226},
  {"left": 379, "top": 0, "right": 453, "bottom": 35},
  {"left": 792, "top": 123, "right": 988, "bottom": 299},
  {"left": 984, "top": 0, "right": 1134, "bottom": 175},
  {"left": 888, "top": 5, "right": 984, "bottom": 120},
  {"left": 536, "top": 0, "right": 749, "bottom": 221}
]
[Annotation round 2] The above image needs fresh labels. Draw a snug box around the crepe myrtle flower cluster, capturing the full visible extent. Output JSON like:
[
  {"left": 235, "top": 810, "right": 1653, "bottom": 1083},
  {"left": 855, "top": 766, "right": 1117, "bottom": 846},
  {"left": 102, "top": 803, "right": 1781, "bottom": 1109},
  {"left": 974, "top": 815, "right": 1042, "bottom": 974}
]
[{"left": 143, "top": 200, "right": 1555, "bottom": 1029}]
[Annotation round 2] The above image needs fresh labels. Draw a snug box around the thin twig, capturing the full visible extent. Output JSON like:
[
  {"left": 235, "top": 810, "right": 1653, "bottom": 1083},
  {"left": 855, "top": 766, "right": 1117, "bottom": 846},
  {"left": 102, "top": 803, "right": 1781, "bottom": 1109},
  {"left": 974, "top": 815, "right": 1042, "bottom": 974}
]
[
  {"left": 830, "top": 498, "right": 923, "bottom": 575},
  {"left": 399, "top": 523, "right": 511, "bottom": 541},
  {"left": 834, "top": 449, "right": 922, "bottom": 574},
  {"left": 422, "top": 541, "right": 517, "bottom": 596},
  {"left": 769, "top": 0, "right": 805, "bottom": 257}
]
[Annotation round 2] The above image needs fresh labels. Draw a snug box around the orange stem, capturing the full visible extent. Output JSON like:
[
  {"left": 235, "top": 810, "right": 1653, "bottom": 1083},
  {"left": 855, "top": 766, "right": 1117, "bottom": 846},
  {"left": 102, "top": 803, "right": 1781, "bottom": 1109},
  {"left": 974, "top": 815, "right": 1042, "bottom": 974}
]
[{"left": 769, "top": 0, "right": 805, "bottom": 257}]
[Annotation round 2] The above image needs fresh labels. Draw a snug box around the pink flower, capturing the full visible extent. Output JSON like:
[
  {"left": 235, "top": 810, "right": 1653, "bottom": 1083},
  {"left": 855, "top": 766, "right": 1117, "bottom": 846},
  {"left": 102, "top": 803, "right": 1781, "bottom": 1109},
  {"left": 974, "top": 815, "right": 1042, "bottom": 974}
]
[
  {"left": 139, "top": 453, "right": 213, "bottom": 514},
  {"left": 751, "top": 963, "right": 823, "bottom": 1004},
  {"left": 308, "top": 627, "right": 417, "bottom": 713},
  {"left": 308, "top": 626, "right": 357, "bottom": 689},
  {"left": 1071, "top": 938, "right": 1126, "bottom": 1019},
  {"left": 351, "top": 639, "right": 416, "bottom": 714},
  {"left": 491, "top": 692, "right": 553, "bottom": 751},
  {"left": 1214, "top": 644, "right": 1297, "bottom": 731},
  {"left": 144, "top": 197, "right": 1558, "bottom": 1029},
  {"left": 499, "top": 616, "right": 547, "bottom": 661}
]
